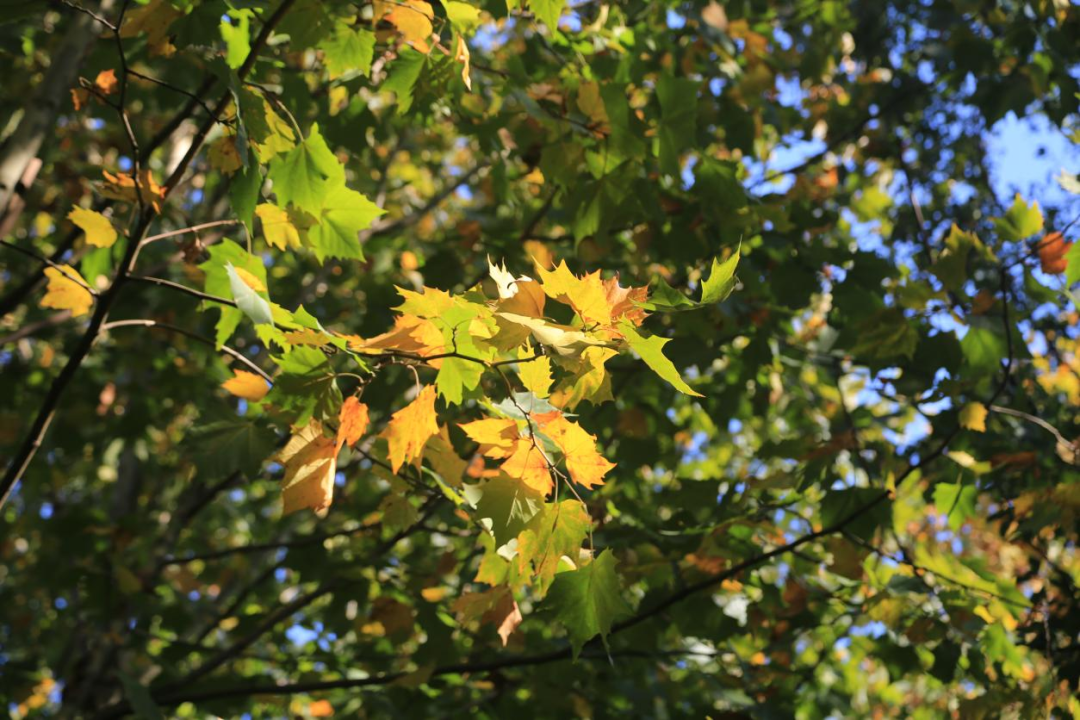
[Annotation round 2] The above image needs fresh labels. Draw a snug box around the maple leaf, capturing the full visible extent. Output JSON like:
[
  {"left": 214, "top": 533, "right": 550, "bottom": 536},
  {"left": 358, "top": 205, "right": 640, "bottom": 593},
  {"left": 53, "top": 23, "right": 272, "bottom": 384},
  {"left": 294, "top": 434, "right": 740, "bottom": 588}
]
[
  {"left": 269, "top": 124, "right": 344, "bottom": 215},
  {"left": 517, "top": 349, "right": 553, "bottom": 399},
  {"left": 503, "top": 278, "right": 547, "bottom": 317},
  {"left": 549, "top": 346, "right": 616, "bottom": 409},
  {"left": 383, "top": 386, "right": 439, "bottom": 472},
  {"left": 222, "top": 369, "right": 270, "bottom": 401},
  {"left": 536, "top": 260, "right": 612, "bottom": 325},
  {"left": 349, "top": 315, "right": 445, "bottom": 359},
  {"left": 618, "top": 322, "right": 703, "bottom": 397},
  {"left": 1039, "top": 232, "right": 1072, "bottom": 275},
  {"left": 459, "top": 417, "right": 519, "bottom": 459},
  {"left": 451, "top": 586, "right": 522, "bottom": 646},
  {"left": 336, "top": 396, "right": 370, "bottom": 453},
  {"left": 603, "top": 275, "right": 648, "bottom": 326},
  {"left": 208, "top": 134, "right": 243, "bottom": 175},
  {"left": 278, "top": 421, "right": 337, "bottom": 515},
  {"left": 384, "top": 0, "right": 434, "bottom": 46},
  {"left": 100, "top": 169, "right": 165, "bottom": 211},
  {"left": 544, "top": 549, "right": 632, "bottom": 658},
  {"left": 496, "top": 312, "right": 613, "bottom": 357},
  {"left": 515, "top": 499, "right": 591, "bottom": 593},
  {"left": 307, "top": 182, "right": 383, "bottom": 261},
  {"left": 424, "top": 426, "right": 469, "bottom": 487},
  {"left": 501, "top": 438, "right": 553, "bottom": 495},
  {"left": 538, "top": 414, "right": 615, "bottom": 489},
  {"left": 119, "top": 0, "right": 181, "bottom": 56},
  {"left": 256, "top": 203, "right": 302, "bottom": 250},
  {"left": 41, "top": 265, "right": 93, "bottom": 317},
  {"left": 67, "top": 207, "right": 117, "bottom": 248}
]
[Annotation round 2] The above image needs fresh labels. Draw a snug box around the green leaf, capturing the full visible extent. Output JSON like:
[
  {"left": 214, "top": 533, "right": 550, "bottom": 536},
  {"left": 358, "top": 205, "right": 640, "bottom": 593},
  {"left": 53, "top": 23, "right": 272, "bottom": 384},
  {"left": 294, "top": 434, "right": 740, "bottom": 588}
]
[
  {"left": 443, "top": 1, "right": 482, "bottom": 31},
  {"left": 199, "top": 239, "right": 268, "bottom": 345},
  {"left": 850, "top": 308, "right": 919, "bottom": 360},
  {"left": 383, "top": 48, "right": 427, "bottom": 114},
  {"left": 1065, "top": 242, "right": 1080, "bottom": 286},
  {"left": 517, "top": 500, "right": 591, "bottom": 593},
  {"left": 545, "top": 549, "right": 632, "bottom": 658},
  {"left": 700, "top": 248, "right": 740, "bottom": 304},
  {"left": 475, "top": 475, "right": 545, "bottom": 548},
  {"left": 318, "top": 23, "right": 375, "bottom": 79},
  {"left": 643, "top": 276, "right": 698, "bottom": 312},
  {"left": 229, "top": 157, "right": 262, "bottom": 228},
  {"left": 268, "top": 124, "right": 344, "bottom": 215},
  {"left": 530, "top": 0, "right": 566, "bottom": 31},
  {"left": 618, "top": 322, "right": 703, "bottom": 397},
  {"left": 220, "top": 11, "right": 251, "bottom": 69},
  {"left": 188, "top": 417, "right": 276, "bottom": 479},
  {"left": 225, "top": 263, "right": 274, "bottom": 326},
  {"left": 820, "top": 488, "right": 891, "bottom": 542},
  {"left": 960, "top": 322, "right": 1007, "bottom": 376},
  {"left": 307, "top": 182, "right": 384, "bottom": 261},
  {"left": 992, "top": 194, "right": 1043, "bottom": 242},
  {"left": 265, "top": 346, "right": 341, "bottom": 426},
  {"left": 932, "top": 482, "right": 977, "bottom": 531},
  {"left": 656, "top": 75, "right": 698, "bottom": 177},
  {"left": 117, "top": 670, "right": 164, "bottom": 720}
]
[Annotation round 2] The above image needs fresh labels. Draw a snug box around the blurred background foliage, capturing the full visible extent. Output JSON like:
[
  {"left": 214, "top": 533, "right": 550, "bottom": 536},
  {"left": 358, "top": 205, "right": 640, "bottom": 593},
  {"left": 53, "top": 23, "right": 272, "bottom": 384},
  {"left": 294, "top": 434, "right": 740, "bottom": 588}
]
[{"left": 1, "top": 0, "right": 1080, "bottom": 717}]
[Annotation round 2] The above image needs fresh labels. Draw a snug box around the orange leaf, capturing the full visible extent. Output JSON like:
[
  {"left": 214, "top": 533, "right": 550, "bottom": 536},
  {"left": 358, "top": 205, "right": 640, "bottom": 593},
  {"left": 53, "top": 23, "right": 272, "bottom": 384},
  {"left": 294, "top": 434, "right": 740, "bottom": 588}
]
[
  {"left": 383, "top": 386, "right": 439, "bottom": 472},
  {"left": 94, "top": 69, "right": 119, "bottom": 95},
  {"left": 336, "top": 397, "right": 370, "bottom": 452},
  {"left": 278, "top": 421, "right": 337, "bottom": 516},
  {"left": 308, "top": 699, "right": 334, "bottom": 717},
  {"left": 1039, "top": 231, "right": 1072, "bottom": 274},
  {"left": 539, "top": 414, "right": 615, "bottom": 489},
  {"left": 501, "top": 439, "right": 553, "bottom": 494},
  {"left": 101, "top": 169, "right": 165, "bottom": 211},
  {"left": 221, "top": 369, "right": 269, "bottom": 401}
]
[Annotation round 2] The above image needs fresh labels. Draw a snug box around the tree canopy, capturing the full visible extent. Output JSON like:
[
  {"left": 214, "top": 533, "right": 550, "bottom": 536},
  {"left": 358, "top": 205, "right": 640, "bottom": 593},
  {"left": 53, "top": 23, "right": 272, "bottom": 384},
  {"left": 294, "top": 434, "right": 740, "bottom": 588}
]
[{"left": 1, "top": 0, "right": 1080, "bottom": 717}]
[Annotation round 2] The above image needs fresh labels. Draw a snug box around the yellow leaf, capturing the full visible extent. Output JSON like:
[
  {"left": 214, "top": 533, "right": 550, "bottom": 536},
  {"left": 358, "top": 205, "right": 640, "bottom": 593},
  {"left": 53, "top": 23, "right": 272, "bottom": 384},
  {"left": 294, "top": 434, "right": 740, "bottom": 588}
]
[
  {"left": 496, "top": 312, "right": 612, "bottom": 357},
  {"left": 960, "top": 402, "right": 988, "bottom": 432},
  {"left": 385, "top": 0, "right": 434, "bottom": 44},
  {"left": 538, "top": 414, "right": 614, "bottom": 489},
  {"left": 421, "top": 586, "right": 448, "bottom": 602},
  {"left": 517, "top": 349, "right": 552, "bottom": 399},
  {"left": 459, "top": 417, "right": 519, "bottom": 458},
  {"left": 278, "top": 421, "right": 337, "bottom": 515},
  {"left": 67, "top": 206, "right": 117, "bottom": 248},
  {"left": 455, "top": 34, "right": 472, "bottom": 91},
  {"left": 232, "top": 266, "right": 267, "bottom": 293},
  {"left": 383, "top": 386, "right": 439, "bottom": 472},
  {"left": 336, "top": 396, "right": 370, "bottom": 452},
  {"left": 41, "top": 265, "right": 93, "bottom": 317},
  {"left": 221, "top": 369, "right": 269, "bottom": 401},
  {"left": 501, "top": 438, "right": 553, "bottom": 494},
  {"left": 120, "top": 0, "right": 181, "bottom": 56},
  {"left": 208, "top": 134, "right": 242, "bottom": 174},
  {"left": 576, "top": 81, "right": 609, "bottom": 127},
  {"left": 256, "top": 203, "right": 301, "bottom": 250},
  {"left": 424, "top": 425, "right": 468, "bottom": 487},
  {"left": 536, "top": 260, "right": 612, "bottom": 324}
]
